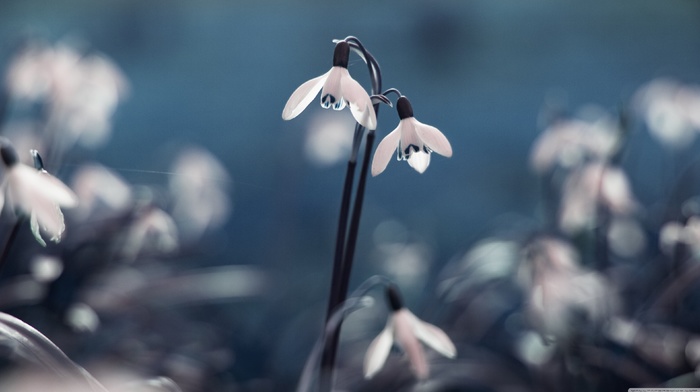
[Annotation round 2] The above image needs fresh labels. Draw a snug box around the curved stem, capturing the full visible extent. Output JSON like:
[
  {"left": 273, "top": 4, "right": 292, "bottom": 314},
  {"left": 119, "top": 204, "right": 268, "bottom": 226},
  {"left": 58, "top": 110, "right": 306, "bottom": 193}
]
[
  {"left": 320, "top": 36, "right": 383, "bottom": 392},
  {"left": 382, "top": 88, "right": 403, "bottom": 99},
  {"left": 325, "top": 160, "right": 356, "bottom": 328}
]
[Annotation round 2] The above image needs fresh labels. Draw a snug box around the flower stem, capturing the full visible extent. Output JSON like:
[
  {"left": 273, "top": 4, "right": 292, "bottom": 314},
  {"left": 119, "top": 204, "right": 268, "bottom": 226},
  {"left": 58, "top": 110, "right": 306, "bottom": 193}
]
[
  {"left": 320, "top": 130, "right": 376, "bottom": 391},
  {"left": 325, "top": 159, "right": 356, "bottom": 327}
]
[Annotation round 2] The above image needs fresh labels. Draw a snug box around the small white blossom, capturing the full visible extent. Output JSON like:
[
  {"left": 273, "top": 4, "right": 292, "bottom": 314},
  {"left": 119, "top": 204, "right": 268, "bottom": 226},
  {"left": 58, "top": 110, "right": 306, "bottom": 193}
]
[
  {"left": 634, "top": 78, "right": 700, "bottom": 148},
  {"left": 169, "top": 147, "right": 231, "bottom": 239},
  {"left": 660, "top": 216, "right": 700, "bottom": 257},
  {"left": 529, "top": 113, "right": 619, "bottom": 173},
  {"left": 363, "top": 286, "right": 456, "bottom": 380},
  {"left": 5, "top": 40, "right": 128, "bottom": 149},
  {"left": 559, "top": 162, "right": 637, "bottom": 233},
  {"left": 71, "top": 164, "right": 132, "bottom": 220},
  {"left": 122, "top": 207, "right": 178, "bottom": 261},
  {"left": 0, "top": 142, "right": 78, "bottom": 246},
  {"left": 519, "top": 237, "right": 618, "bottom": 343},
  {"left": 371, "top": 96, "right": 452, "bottom": 176},
  {"left": 282, "top": 41, "right": 376, "bottom": 130}
]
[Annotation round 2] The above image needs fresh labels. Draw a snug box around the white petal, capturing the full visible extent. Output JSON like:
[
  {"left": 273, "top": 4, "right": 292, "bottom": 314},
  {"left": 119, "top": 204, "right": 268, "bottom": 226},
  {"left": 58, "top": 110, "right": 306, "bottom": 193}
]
[
  {"left": 29, "top": 193, "right": 66, "bottom": 242},
  {"left": 8, "top": 165, "right": 74, "bottom": 241},
  {"left": 407, "top": 151, "right": 431, "bottom": 174},
  {"left": 413, "top": 119, "right": 452, "bottom": 157},
  {"left": 399, "top": 120, "right": 422, "bottom": 156},
  {"left": 30, "top": 211, "right": 47, "bottom": 247},
  {"left": 371, "top": 127, "right": 401, "bottom": 176},
  {"left": 394, "top": 310, "right": 429, "bottom": 380},
  {"left": 412, "top": 319, "right": 457, "bottom": 359},
  {"left": 660, "top": 221, "right": 683, "bottom": 254},
  {"left": 11, "top": 165, "right": 78, "bottom": 208},
  {"left": 340, "top": 69, "right": 376, "bottom": 130},
  {"left": 363, "top": 323, "right": 394, "bottom": 379},
  {"left": 600, "top": 167, "right": 636, "bottom": 214},
  {"left": 320, "top": 67, "right": 345, "bottom": 110},
  {"left": 42, "top": 173, "right": 79, "bottom": 208},
  {"left": 281, "top": 70, "right": 330, "bottom": 120}
]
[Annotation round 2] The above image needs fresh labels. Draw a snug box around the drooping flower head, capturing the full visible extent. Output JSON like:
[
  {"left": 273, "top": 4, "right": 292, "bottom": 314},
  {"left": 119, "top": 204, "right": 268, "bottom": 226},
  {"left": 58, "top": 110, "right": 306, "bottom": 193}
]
[
  {"left": 371, "top": 96, "right": 452, "bottom": 176},
  {"left": 0, "top": 140, "right": 78, "bottom": 246},
  {"left": 282, "top": 40, "right": 377, "bottom": 130},
  {"left": 363, "top": 285, "right": 456, "bottom": 380}
]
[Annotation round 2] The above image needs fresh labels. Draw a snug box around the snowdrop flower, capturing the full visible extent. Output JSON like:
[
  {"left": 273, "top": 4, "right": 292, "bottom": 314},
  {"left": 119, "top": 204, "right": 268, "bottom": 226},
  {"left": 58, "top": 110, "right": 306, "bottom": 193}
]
[
  {"left": 519, "top": 237, "right": 618, "bottom": 343},
  {"left": 634, "top": 78, "right": 700, "bottom": 149},
  {"left": 122, "top": 206, "right": 178, "bottom": 261},
  {"left": 71, "top": 164, "right": 132, "bottom": 220},
  {"left": 282, "top": 41, "right": 376, "bottom": 130},
  {"left": 529, "top": 114, "right": 619, "bottom": 173},
  {"left": 363, "top": 286, "right": 456, "bottom": 380},
  {"left": 169, "top": 147, "right": 231, "bottom": 239},
  {"left": 5, "top": 40, "right": 128, "bottom": 149},
  {"left": 0, "top": 141, "right": 78, "bottom": 246},
  {"left": 371, "top": 96, "right": 452, "bottom": 176},
  {"left": 559, "top": 162, "right": 637, "bottom": 233},
  {"left": 660, "top": 216, "right": 700, "bottom": 257},
  {"left": 4, "top": 40, "right": 53, "bottom": 102}
]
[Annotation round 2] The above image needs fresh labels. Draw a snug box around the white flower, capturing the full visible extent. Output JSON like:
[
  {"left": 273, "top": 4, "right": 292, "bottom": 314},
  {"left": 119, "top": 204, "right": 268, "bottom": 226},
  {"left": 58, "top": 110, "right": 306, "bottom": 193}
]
[
  {"left": 529, "top": 113, "right": 619, "bottom": 173},
  {"left": 519, "top": 237, "right": 618, "bottom": 343},
  {"left": 122, "top": 207, "right": 178, "bottom": 261},
  {"left": 559, "top": 162, "right": 637, "bottom": 233},
  {"left": 282, "top": 41, "right": 376, "bottom": 130},
  {"left": 0, "top": 142, "right": 78, "bottom": 246},
  {"left": 169, "top": 147, "right": 231, "bottom": 239},
  {"left": 5, "top": 40, "right": 128, "bottom": 149},
  {"left": 634, "top": 78, "right": 700, "bottom": 149},
  {"left": 71, "top": 164, "right": 132, "bottom": 220},
  {"left": 363, "top": 286, "right": 456, "bottom": 380},
  {"left": 371, "top": 96, "right": 452, "bottom": 176},
  {"left": 660, "top": 216, "right": 700, "bottom": 256}
]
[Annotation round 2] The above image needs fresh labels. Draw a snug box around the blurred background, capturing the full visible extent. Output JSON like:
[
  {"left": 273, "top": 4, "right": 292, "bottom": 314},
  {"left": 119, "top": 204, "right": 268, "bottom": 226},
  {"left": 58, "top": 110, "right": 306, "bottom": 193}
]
[{"left": 1, "top": 0, "right": 700, "bottom": 391}]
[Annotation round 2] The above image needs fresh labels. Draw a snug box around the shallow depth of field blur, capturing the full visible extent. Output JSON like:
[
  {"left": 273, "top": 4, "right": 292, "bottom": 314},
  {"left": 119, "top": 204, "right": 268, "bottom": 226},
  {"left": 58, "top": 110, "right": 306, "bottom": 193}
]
[{"left": 1, "top": 1, "right": 700, "bottom": 391}]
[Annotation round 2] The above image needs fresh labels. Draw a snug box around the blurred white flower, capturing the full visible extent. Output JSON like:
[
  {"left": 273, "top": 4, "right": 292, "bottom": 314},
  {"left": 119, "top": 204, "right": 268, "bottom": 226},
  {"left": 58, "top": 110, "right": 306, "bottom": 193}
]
[
  {"left": 4, "top": 40, "right": 54, "bottom": 101},
  {"left": 282, "top": 41, "right": 376, "bottom": 130},
  {"left": 49, "top": 48, "right": 129, "bottom": 148},
  {"left": 364, "top": 286, "right": 456, "bottom": 380},
  {"left": 559, "top": 162, "right": 637, "bottom": 233},
  {"left": 660, "top": 216, "right": 700, "bottom": 257},
  {"left": 519, "top": 237, "right": 618, "bottom": 343},
  {"left": 529, "top": 113, "right": 619, "bottom": 173},
  {"left": 71, "top": 164, "right": 132, "bottom": 220},
  {"left": 169, "top": 147, "right": 231, "bottom": 239},
  {"left": 634, "top": 78, "right": 700, "bottom": 148},
  {"left": 0, "top": 142, "right": 78, "bottom": 246},
  {"left": 371, "top": 96, "right": 452, "bottom": 175},
  {"left": 5, "top": 40, "right": 128, "bottom": 149},
  {"left": 122, "top": 207, "right": 178, "bottom": 261}
]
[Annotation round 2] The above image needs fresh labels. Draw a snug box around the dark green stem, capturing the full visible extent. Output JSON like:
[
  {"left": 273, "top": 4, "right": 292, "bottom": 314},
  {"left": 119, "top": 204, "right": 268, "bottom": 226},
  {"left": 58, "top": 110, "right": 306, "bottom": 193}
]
[
  {"left": 320, "top": 131, "right": 376, "bottom": 390},
  {"left": 320, "top": 36, "right": 382, "bottom": 392}
]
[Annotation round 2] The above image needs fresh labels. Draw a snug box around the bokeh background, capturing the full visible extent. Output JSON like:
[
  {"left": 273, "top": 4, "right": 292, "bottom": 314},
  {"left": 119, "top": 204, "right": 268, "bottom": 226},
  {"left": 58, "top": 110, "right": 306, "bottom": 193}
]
[{"left": 1, "top": 0, "right": 700, "bottom": 390}]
